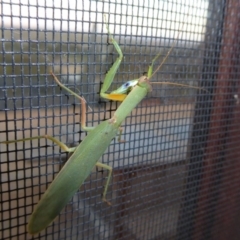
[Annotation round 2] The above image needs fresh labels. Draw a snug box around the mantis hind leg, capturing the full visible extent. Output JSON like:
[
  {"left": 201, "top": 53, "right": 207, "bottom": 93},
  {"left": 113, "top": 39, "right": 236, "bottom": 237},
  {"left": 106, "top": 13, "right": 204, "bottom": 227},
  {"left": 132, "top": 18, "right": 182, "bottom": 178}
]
[
  {"left": 2, "top": 135, "right": 76, "bottom": 153},
  {"left": 95, "top": 162, "right": 113, "bottom": 205}
]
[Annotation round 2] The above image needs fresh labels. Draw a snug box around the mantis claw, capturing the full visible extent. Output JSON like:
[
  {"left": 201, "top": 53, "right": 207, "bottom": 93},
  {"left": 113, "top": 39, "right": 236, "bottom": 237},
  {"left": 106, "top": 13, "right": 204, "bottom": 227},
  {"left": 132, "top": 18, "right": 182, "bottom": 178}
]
[{"left": 102, "top": 197, "right": 112, "bottom": 206}]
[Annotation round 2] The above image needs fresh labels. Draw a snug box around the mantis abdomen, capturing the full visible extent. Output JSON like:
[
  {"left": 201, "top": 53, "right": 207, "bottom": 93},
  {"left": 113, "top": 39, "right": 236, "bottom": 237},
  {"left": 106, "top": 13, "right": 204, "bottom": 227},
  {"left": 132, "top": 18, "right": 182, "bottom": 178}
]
[{"left": 28, "top": 120, "right": 118, "bottom": 234}]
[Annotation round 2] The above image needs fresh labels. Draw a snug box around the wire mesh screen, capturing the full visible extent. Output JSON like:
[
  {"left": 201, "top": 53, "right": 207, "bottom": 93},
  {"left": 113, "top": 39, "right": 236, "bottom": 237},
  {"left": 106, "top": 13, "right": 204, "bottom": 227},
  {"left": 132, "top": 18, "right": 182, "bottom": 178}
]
[{"left": 1, "top": 0, "right": 240, "bottom": 239}]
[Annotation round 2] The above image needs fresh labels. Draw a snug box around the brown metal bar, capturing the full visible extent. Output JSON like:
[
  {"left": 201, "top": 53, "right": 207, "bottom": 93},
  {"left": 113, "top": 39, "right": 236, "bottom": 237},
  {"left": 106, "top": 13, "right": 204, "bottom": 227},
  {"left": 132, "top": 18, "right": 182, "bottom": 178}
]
[{"left": 193, "top": 0, "right": 240, "bottom": 239}]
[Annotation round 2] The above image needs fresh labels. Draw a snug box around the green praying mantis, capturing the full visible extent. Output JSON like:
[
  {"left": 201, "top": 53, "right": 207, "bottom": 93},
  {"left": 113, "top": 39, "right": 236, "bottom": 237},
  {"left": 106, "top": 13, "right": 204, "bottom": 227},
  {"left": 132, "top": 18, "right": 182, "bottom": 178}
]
[{"left": 1, "top": 19, "right": 206, "bottom": 235}]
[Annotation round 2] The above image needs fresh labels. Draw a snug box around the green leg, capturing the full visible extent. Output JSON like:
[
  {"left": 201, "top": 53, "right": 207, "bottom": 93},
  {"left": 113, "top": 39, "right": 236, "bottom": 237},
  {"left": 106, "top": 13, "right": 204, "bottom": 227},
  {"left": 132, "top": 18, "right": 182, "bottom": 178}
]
[
  {"left": 100, "top": 22, "right": 126, "bottom": 101},
  {"left": 147, "top": 52, "right": 162, "bottom": 78},
  {"left": 95, "top": 162, "right": 113, "bottom": 205},
  {"left": 50, "top": 72, "right": 95, "bottom": 132},
  {"left": 2, "top": 135, "right": 76, "bottom": 153}
]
